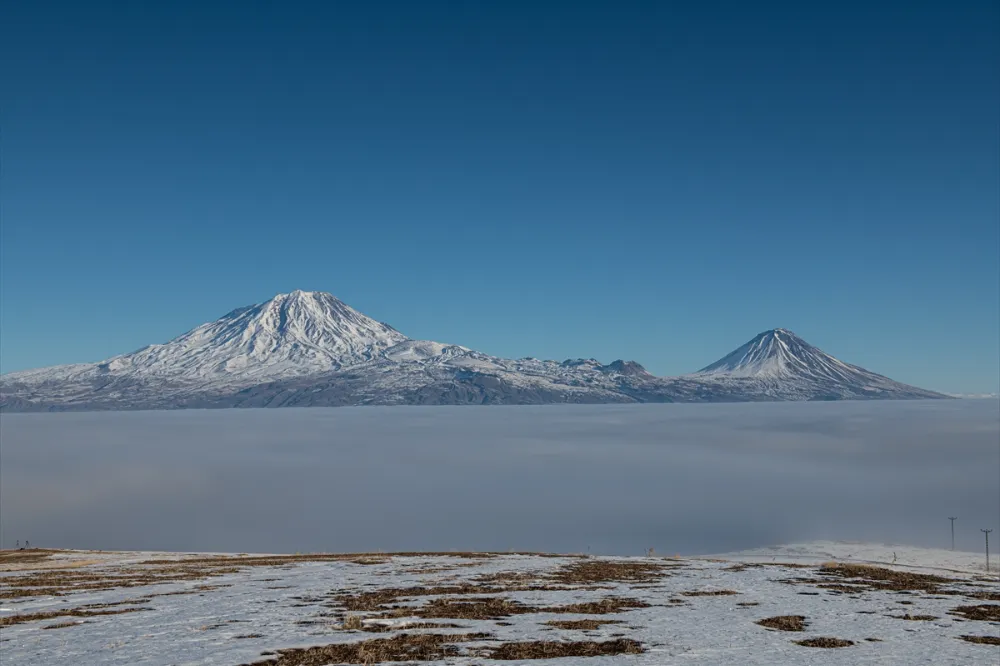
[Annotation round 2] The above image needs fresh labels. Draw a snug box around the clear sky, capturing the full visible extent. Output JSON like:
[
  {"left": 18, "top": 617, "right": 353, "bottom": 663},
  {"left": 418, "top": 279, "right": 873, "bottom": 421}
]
[{"left": 2, "top": 1, "right": 998, "bottom": 393}]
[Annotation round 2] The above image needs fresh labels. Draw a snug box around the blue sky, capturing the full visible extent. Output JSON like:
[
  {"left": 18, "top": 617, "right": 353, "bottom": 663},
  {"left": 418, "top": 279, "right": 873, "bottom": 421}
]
[{"left": 2, "top": 1, "right": 998, "bottom": 393}]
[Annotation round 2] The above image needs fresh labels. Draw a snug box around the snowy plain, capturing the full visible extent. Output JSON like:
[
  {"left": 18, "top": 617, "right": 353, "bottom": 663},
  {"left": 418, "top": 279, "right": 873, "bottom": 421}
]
[{"left": 0, "top": 542, "right": 997, "bottom": 665}]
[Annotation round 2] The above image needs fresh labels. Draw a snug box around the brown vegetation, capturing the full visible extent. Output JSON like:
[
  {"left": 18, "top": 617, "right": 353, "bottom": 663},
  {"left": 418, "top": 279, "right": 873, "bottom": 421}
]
[
  {"left": 546, "top": 560, "right": 673, "bottom": 585},
  {"left": 360, "top": 622, "right": 465, "bottom": 633},
  {"left": 949, "top": 605, "right": 1000, "bottom": 622},
  {"left": 794, "top": 637, "right": 854, "bottom": 648},
  {"left": 756, "top": 615, "right": 807, "bottom": 632},
  {"left": 240, "top": 632, "right": 492, "bottom": 665},
  {"left": 41, "top": 621, "right": 82, "bottom": 629},
  {"left": 543, "top": 619, "right": 622, "bottom": 630},
  {"left": 817, "top": 563, "right": 955, "bottom": 593},
  {"left": 959, "top": 635, "right": 1000, "bottom": 645},
  {"left": 480, "top": 638, "right": 644, "bottom": 660},
  {"left": 0, "top": 606, "right": 151, "bottom": 628}
]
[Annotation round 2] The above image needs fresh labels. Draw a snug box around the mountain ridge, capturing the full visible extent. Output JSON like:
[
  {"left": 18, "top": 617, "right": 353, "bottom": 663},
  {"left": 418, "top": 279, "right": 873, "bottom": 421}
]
[{"left": 0, "top": 291, "right": 949, "bottom": 411}]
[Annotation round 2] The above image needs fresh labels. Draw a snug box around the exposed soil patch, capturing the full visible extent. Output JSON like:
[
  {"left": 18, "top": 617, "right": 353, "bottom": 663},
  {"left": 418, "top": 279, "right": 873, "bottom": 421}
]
[
  {"left": 0, "top": 565, "right": 239, "bottom": 599},
  {"left": 889, "top": 614, "right": 937, "bottom": 621},
  {"left": 736, "top": 602, "right": 760, "bottom": 607},
  {"left": 361, "top": 622, "right": 465, "bottom": 633},
  {"left": 817, "top": 564, "right": 955, "bottom": 593},
  {"left": 544, "top": 619, "right": 623, "bottom": 630},
  {"left": 756, "top": 615, "right": 807, "bottom": 632},
  {"left": 335, "top": 582, "right": 572, "bottom": 614},
  {"left": 817, "top": 583, "right": 870, "bottom": 594},
  {"left": 475, "top": 571, "right": 546, "bottom": 585},
  {"left": 546, "top": 560, "right": 673, "bottom": 585},
  {"left": 379, "top": 594, "right": 649, "bottom": 620},
  {"left": 794, "top": 637, "right": 854, "bottom": 648},
  {"left": 0, "top": 606, "right": 151, "bottom": 628},
  {"left": 960, "top": 635, "right": 1000, "bottom": 645},
  {"left": 550, "top": 598, "right": 650, "bottom": 615},
  {"left": 681, "top": 590, "right": 739, "bottom": 597},
  {"left": 965, "top": 591, "right": 1000, "bottom": 601},
  {"left": 77, "top": 598, "right": 152, "bottom": 609},
  {"left": 0, "top": 550, "right": 57, "bottom": 566},
  {"left": 725, "top": 562, "right": 810, "bottom": 572},
  {"left": 235, "top": 634, "right": 264, "bottom": 639},
  {"left": 479, "top": 638, "right": 644, "bottom": 660},
  {"left": 41, "top": 621, "right": 83, "bottom": 630},
  {"left": 240, "top": 632, "right": 492, "bottom": 665},
  {"left": 398, "top": 597, "right": 532, "bottom": 620},
  {"left": 949, "top": 605, "right": 1000, "bottom": 622}
]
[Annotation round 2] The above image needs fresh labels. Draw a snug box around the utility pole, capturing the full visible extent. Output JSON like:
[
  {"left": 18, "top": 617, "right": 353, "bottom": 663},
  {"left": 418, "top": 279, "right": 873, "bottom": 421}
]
[
  {"left": 983, "top": 529, "right": 993, "bottom": 573},
  {"left": 949, "top": 517, "right": 958, "bottom": 550}
]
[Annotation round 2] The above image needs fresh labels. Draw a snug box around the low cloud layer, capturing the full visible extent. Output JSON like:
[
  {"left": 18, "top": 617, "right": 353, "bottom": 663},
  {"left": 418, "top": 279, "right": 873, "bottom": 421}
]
[{"left": 2, "top": 400, "right": 997, "bottom": 556}]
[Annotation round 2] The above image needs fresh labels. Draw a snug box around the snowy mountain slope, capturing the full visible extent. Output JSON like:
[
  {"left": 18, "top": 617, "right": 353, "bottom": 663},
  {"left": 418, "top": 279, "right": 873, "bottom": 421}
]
[
  {"left": 685, "top": 328, "right": 946, "bottom": 401},
  {"left": 5, "top": 291, "right": 406, "bottom": 388},
  {"left": 0, "top": 292, "right": 949, "bottom": 410}
]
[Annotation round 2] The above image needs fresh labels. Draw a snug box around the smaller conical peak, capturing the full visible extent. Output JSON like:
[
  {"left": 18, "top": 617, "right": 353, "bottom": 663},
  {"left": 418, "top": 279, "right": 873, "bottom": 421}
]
[{"left": 696, "top": 328, "right": 823, "bottom": 377}]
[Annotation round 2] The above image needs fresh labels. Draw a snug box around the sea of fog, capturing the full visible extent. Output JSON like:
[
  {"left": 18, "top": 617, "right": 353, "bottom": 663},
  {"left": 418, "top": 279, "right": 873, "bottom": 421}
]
[{"left": 1, "top": 400, "right": 997, "bottom": 556}]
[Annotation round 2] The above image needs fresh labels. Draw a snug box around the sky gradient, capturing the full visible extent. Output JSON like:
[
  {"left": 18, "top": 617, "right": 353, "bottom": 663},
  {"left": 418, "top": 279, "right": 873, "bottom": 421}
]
[{"left": 2, "top": 1, "right": 998, "bottom": 393}]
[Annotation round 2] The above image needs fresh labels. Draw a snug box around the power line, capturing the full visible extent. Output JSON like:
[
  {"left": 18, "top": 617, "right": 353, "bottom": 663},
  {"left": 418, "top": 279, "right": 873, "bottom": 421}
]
[{"left": 982, "top": 529, "right": 993, "bottom": 573}]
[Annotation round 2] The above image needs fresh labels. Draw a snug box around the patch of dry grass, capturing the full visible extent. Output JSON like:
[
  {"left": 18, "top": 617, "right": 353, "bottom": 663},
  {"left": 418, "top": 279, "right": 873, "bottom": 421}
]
[
  {"left": 546, "top": 560, "right": 674, "bottom": 585},
  {"left": 41, "top": 621, "right": 82, "bottom": 630},
  {"left": 479, "top": 638, "right": 644, "bottom": 660},
  {"left": 336, "top": 584, "right": 513, "bottom": 613},
  {"left": 0, "top": 564, "right": 240, "bottom": 600},
  {"left": 0, "top": 549, "right": 57, "bottom": 566},
  {"left": 543, "top": 619, "right": 622, "bottom": 630},
  {"left": 360, "top": 622, "right": 465, "bottom": 633},
  {"left": 681, "top": 589, "right": 739, "bottom": 597},
  {"left": 375, "top": 593, "right": 649, "bottom": 620},
  {"left": 550, "top": 598, "right": 649, "bottom": 615},
  {"left": 342, "top": 615, "right": 364, "bottom": 630},
  {"left": 889, "top": 614, "right": 937, "bottom": 621},
  {"left": 960, "top": 635, "right": 1000, "bottom": 645},
  {"left": 756, "top": 615, "right": 807, "bottom": 632},
  {"left": 400, "top": 596, "right": 532, "bottom": 620},
  {"left": 0, "top": 606, "right": 151, "bottom": 628},
  {"left": 817, "top": 563, "right": 955, "bottom": 593},
  {"left": 794, "top": 637, "right": 854, "bottom": 648},
  {"left": 949, "top": 605, "right": 1000, "bottom": 622},
  {"left": 241, "top": 632, "right": 492, "bottom": 665}
]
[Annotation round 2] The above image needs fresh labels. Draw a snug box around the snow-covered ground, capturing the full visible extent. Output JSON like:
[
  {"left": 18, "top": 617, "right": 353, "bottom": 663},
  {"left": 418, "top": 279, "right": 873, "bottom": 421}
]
[{"left": 1, "top": 542, "right": 996, "bottom": 665}]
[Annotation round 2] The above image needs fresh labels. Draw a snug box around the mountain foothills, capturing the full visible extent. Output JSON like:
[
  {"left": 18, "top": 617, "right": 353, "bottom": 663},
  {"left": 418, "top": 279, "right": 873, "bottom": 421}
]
[{"left": 0, "top": 291, "right": 947, "bottom": 411}]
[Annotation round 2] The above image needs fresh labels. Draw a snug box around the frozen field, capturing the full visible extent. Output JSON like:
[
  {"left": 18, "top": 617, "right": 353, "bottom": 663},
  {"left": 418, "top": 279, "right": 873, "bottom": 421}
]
[
  {"left": 1, "top": 400, "right": 998, "bottom": 555},
  {"left": 0, "top": 541, "right": 997, "bottom": 665}
]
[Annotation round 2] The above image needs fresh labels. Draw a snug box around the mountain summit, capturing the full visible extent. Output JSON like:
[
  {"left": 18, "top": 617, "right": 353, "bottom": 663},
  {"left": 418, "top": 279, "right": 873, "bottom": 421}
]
[
  {"left": 97, "top": 290, "right": 408, "bottom": 383},
  {"left": 0, "top": 293, "right": 948, "bottom": 411},
  {"left": 691, "top": 328, "right": 943, "bottom": 400},
  {"left": 698, "top": 328, "right": 852, "bottom": 378}
]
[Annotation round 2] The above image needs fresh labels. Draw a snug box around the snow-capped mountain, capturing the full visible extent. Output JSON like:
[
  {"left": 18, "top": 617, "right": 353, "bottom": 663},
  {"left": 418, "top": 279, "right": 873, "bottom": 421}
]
[
  {"left": 686, "top": 328, "right": 945, "bottom": 401},
  {"left": 0, "top": 292, "right": 948, "bottom": 411}
]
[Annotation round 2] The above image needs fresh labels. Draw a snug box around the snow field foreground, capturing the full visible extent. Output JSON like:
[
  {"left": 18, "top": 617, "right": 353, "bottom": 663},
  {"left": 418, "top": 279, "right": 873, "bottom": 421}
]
[{"left": 0, "top": 542, "right": 997, "bottom": 665}]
